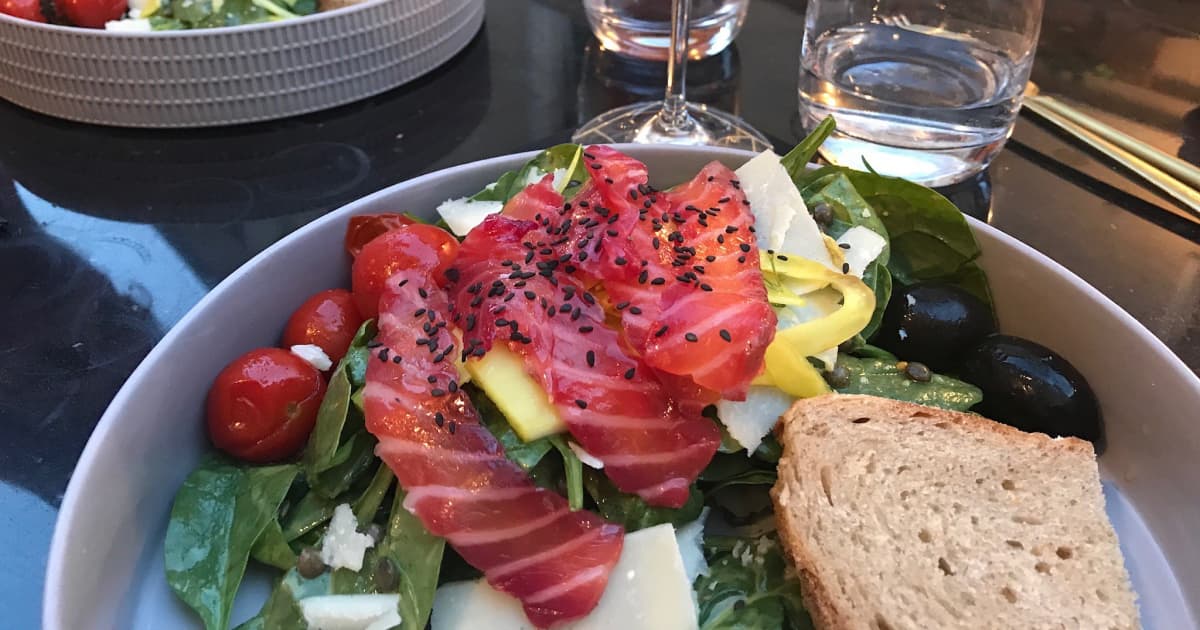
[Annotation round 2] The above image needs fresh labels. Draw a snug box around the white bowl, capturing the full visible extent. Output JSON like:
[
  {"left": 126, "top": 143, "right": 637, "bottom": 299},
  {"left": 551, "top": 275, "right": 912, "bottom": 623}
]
[
  {"left": 44, "top": 146, "right": 1200, "bottom": 628},
  {"left": 0, "top": 0, "right": 483, "bottom": 127}
]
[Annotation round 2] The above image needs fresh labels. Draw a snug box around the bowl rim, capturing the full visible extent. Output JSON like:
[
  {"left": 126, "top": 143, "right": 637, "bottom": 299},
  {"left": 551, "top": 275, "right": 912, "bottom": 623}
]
[
  {"left": 0, "top": 0, "right": 397, "bottom": 37},
  {"left": 42, "top": 144, "right": 1200, "bottom": 628}
]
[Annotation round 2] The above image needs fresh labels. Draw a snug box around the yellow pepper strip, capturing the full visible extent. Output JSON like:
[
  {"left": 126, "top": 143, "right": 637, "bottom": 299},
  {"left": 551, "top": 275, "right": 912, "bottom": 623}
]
[{"left": 755, "top": 250, "right": 876, "bottom": 397}]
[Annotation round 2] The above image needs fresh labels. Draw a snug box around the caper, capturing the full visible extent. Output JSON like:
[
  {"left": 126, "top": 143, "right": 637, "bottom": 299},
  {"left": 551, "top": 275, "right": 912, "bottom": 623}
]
[
  {"left": 364, "top": 522, "right": 385, "bottom": 545},
  {"left": 823, "top": 364, "right": 851, "bottom": 389},
  {"left": 904, "top": 361, "right": 932, "bottom": 382},
  {"left": 374, "top": 557, "right": 399, "bottom": 591},
  {"left": 297, "top": 547, "right": 327, "bottom": 579},
  {"left": 811, "top": 202, "right": 834, "bottom": 227}
]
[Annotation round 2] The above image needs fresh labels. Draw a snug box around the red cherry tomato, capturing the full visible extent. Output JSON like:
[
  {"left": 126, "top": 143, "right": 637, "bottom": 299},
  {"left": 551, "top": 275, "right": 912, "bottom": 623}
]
[
  {"left": 344, "top": 213, "right": 416, "bottom": 258},
  {"left": 207, "top": 348, "right": 327, "bottom": 463},
  {"left": 0, "top": 0, "right": 47, "bottom": 22},
  {"left": 56, "top": 0, "right": 125, "bottom": 27},
  {"left": 351, "top": 224, "right": 459, "bottom": 318},
  {"left": 281, "top": 289, "right": 364, "bottom": 364}
]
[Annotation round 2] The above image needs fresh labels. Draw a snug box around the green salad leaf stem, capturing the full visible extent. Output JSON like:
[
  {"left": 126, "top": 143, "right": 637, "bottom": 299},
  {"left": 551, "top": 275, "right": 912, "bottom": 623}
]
[{"left": 780, "top": 116, "right": 836, "bottom": 176}]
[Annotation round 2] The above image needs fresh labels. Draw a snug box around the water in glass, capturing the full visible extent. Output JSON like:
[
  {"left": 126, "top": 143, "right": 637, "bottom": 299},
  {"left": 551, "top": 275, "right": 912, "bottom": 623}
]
[
  {"left": 800, "top": 14, "right": 1040, "bottom": 185},
  {"left": 584, "top": 0, "right": 749, "bottom": 61}
]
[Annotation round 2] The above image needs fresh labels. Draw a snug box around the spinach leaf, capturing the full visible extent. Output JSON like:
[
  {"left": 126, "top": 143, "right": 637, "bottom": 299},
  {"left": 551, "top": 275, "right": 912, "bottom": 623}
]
[
  {"left": 165, "top": 458, "right": 298, "bottom": 630},
  {"left": 753, "top": 434, "right": 783, "bottom": 464},
  {"left": 342, "top": 320, "right": 378, "bottom": 389},
  {"left": 583, "top": 470, "right": 703, "bottom": 531},
  {"left": 799, "top": 171, "right": 890, "bottom": 265},
  {"left": 860, "top": 260, "right": 892, "bottom": 340},
  {"left": 780, "top": 116, "right": 836, "bottom": 178},
  {"left": 281, "top": 488, "right": 338, "bottom": 541},
  {"left": 548, "top": 436, "right": 584, "bottom": 510},
  {"left": 331, "top": 487, "right": 445, "bottom": 630},
  {"left": 695, "top": 535, "right": 813, "bottom": 630},
  {"left": 833, "top": 354, "right": 982, "bottom": 411},
  {"left": 352, "top": 464, "right": 395, "bottom": 525},
  {"left": 706, "top": 469, "right": 778, "bottom": 494},
  {"left": 303, "top": 364, "right": 353, "bottom": 478},
  {"left": 470, "top": 144, "right": 589, "bottom": 203},
  {"left": 304, "top": 320, "right": 376, "bottom": 481},
  {"left": 310, "top": 430, "right": 377, "bottom": 499},
  {"left": 250, "top": 519, "right": 296, "bottom": 571},
  {"left": 235, "top": 570, "right": 330, "bottom": 630}
]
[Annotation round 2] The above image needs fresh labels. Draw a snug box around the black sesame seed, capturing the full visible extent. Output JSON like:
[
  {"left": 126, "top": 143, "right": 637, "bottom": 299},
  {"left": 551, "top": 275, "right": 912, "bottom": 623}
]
[
  {"left": 685, "top": 332, "right": 699, "bottom": 342},
  {"left": 839, "top": 242, "right": 851, "bottom": 249},
  {"left": 652, "top": 237, "right": 660, "bottom": 250},
  {"left": 638, "top": 270, "right": 649, "bottom": 284},
  {"left": 418, "top": 288, "right": 428, "bottom": 299},
  {"left": 739, "top": 243, "right": 752, "bottom": 253},
  {"left": 378, "top": 348, "right": 390, "bottom": 361},
  {"left": 717, "top": 235, "right": 725, "bottom": 244},
  {"left": 579, "top": 325, "right": 593, "bottom": 333},
  {"left": 605, "top": 177, "right": 614, "bottom": 184},
  {"left": 651, "top": 277, "right": 665, "bottom": 285},
  {"left": 720, "top": 329, "right": 732, "bottom": 342},
  {"left": 590, "top": 163, "right": 602, "bottom": 170},
  {"left": 737, "top": 255, "right": 746, "bottom": 263},
  {"left": 448, "top": 421, "right": 457, "bottom": 434},
  {"left": 706, "top": 255, "right": 717, "bottom": 262},
  {"left": 700, "top": 284, "right": 713, "bottom": 292},
  {"left": 444, "top": 268, "right": 460, "bottom": 282},
  {"left": 718, "top": 196, "right": 730, "bottom": 203},
  {"left": 655, "top": 325, "right": 668, "bottom": 337},
  {"left": 615, "top": 257, "right": 627, "bottom": 265},
  {"left": 434, "top": 412, "right": 444, "bottom": 427},
  {"left": 629, "top": 306, "right": 642, "bottom": 315},
  {"left": 615, "top": 301, "right": 629, "bottom": 310},
  {"left": 398, "top": 279, "right": 409, "bottom": 287},
  {"left": 842, "top": 262, "right": 851, "bottom": 273},
  {"left": 624, "top": 368, "right": 636, "bottom": 379},
  {"left": 448, "top": 381, "right": 458, "bottom": 393},
  {"left": 414, "top": 308, "right": 426, "bottom": 317},
  {"left": 524, "top": 290, "right": 536, "bottom": 300},
  {"left": 629, "top": 189, "right": 638, "bottom": 200},
  {"left": 428, "top": 375, "right": 437, "bottom": 383},
  {"left": 575, "top": 399, "right": 588, "bottom": 409},
  {"left": 431, "top": 388, "right": 446, "bottom": 397},
  {"left": 586, "top": 350, "right": 595, "bottom": 367},
  {"left": 392, "top": 355, "right": 403, "bottom": 364}
]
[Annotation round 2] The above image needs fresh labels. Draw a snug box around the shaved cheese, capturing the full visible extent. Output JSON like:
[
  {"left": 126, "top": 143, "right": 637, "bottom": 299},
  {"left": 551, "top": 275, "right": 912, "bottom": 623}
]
[
  {"left": 836, "top": 226, "right": 887, "bottom": 278},
  {"left": 715, "top": 386, "right": 795, "bottom": 453},
  {"left": 436, "top": 198, "right": 503, "bottom": 236},
  {"left": 735, "top": 151, "right": 833, "bottom": 269},
  {"left": 299, "top": 594, "right": 402, "bottom": 630},
  {"left": 432, "top": 524, "right": 697, "bottom": 630},
  {"left": 676, "top": 508, "right": 710, "bottom": 583}
]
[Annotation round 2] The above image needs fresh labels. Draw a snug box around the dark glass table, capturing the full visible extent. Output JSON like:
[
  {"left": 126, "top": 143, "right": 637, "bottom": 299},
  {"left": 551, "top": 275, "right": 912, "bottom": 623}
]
[{"left": 2, "top": 0, "right": 1198, "bottom": 626}]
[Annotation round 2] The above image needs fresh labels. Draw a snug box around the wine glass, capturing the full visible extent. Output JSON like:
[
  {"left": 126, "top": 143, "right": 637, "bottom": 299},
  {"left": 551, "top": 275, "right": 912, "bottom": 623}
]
[{"left": 573, "top": 0, "right": 771, "bottom": 150}]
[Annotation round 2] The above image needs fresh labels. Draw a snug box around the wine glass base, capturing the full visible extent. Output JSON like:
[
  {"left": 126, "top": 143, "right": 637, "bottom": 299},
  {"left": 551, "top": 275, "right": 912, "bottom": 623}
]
[{"left": 573, "top": 101, "right": 772, "bottom": 152}]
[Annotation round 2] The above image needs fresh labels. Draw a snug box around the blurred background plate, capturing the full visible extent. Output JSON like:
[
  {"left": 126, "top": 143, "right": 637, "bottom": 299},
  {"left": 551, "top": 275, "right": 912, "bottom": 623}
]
[{"left": 0, "top": 0, "right": 484, "bottom": 127}]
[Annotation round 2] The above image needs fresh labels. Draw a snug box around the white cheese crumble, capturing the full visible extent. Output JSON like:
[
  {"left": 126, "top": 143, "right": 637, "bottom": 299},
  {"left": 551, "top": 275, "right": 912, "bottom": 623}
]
[
  {"left": 321, "top": 504, "right": 375, "bottom": 572},
  {"left": 291, "top": 344, "right": 333, "bottom": 372}
]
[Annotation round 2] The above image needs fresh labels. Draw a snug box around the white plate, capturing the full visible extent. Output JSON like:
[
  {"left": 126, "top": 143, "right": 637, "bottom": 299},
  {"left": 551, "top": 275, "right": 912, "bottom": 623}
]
[
  {"left": 44, "top": 146, "right": 1200, "bottom": 628},
  {"left": 0, "top": 0, "right": 483, "bottom": 127}
]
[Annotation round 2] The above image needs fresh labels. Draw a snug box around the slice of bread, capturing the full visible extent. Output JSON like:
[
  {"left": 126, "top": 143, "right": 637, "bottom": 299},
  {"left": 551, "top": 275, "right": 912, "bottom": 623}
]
[{"left": 770, "top": 394, "right": 1139, "bottom": 630}]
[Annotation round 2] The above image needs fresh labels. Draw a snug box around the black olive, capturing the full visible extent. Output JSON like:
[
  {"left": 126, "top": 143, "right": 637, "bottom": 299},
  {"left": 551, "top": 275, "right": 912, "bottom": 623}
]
[
  {"left": 873, "top": 283, "right": 996, "bottom": 371},
  {"left": 296, "top": 547, "right": 327, "bottom": 579},
  {"left": 824, "top": 364, "right": 851, "bottom": 388},
  {"left": 957, "top": 334, "right": 1104, "bottom": 451}
]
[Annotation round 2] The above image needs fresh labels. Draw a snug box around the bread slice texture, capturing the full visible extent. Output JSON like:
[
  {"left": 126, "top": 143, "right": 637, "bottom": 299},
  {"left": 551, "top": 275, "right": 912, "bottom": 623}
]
[{"left": 770, "top": 394, "right": 1139, "bottom": 630}]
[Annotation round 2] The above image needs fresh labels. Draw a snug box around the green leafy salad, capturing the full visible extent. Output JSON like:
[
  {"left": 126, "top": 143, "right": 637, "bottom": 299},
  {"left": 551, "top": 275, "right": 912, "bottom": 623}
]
[{"left": 164, "top": 119, "right": 998, "bottom": 630}]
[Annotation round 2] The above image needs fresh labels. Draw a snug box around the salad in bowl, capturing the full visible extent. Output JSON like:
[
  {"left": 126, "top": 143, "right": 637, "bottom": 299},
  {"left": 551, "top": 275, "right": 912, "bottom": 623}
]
[{"left": 159, "top": 120, "right": 1112, "bottom": 630}]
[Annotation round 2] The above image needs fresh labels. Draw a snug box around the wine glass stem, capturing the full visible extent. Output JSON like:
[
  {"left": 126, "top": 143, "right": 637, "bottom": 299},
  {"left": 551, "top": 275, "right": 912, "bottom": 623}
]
[{"left": 659, "top": 0, "right": 692, "bottom": 132}]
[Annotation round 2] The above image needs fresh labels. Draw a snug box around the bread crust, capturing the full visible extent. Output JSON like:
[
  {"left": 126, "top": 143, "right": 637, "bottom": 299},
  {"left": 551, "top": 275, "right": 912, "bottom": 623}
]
[{"left": 769, "top": 394, "right": 1112, "bottom": 629}]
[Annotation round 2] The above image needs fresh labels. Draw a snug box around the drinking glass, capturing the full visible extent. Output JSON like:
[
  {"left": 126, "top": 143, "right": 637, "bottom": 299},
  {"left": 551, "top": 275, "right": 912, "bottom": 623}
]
[
  {"left": 573, "top": 0, "right": 770, "bottom": 150},
  {"left": 583, "top": 0, "right": 749, "bottom": 61},
  {"left": 798, "top": 0, "right": 1044, "bottom": 185}
]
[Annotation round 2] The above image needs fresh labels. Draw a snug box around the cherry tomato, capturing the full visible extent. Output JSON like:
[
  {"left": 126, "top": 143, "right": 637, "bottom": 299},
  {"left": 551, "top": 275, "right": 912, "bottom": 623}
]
[
  {"left": 207, "top": 348, "right": 327, "bottom": 463},
  {"left": 281, "top": 288, "right": 364, "bottom": 364},
  {"left": 57, "top": 0, "right": 125, "bottom": 27},
  {"left": 0, "top": 0, "right": 47, "bottom": 22},
  {"left": 351, "top": 224, "right": 459, "bottom": 318},
  {"left": 344, "top": 213, "right": 416, "bottom": 258}
]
